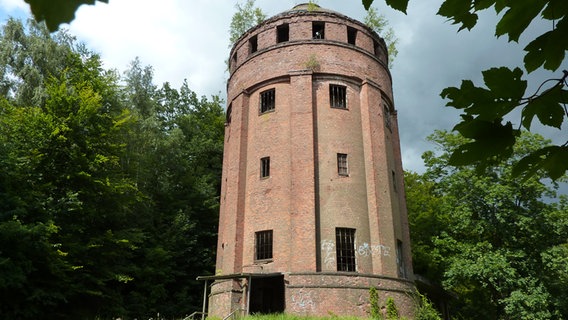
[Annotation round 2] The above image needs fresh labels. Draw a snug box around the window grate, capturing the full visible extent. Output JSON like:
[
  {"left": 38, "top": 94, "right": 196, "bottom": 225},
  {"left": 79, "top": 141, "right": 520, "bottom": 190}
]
[
  {"left": 330, "top": 84, "right": 347, "bottom": 109},
  {"left": 261, "top": 157, "right": 270, "bottom": 178},
  {"left": 337, "top": 153, "right": 348, "bottom": 176},
  {"left": 260, "top": 89, "right": 275, "bottom": 113},
  {"left": 256, "top": 230, "right": 273, "bottom": 261},
  {"left": 336, "top": 228, "right": 356, "bottom": 272}
]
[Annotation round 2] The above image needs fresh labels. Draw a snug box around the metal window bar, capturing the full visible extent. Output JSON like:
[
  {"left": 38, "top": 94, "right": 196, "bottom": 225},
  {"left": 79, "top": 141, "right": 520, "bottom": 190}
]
[
  {"left": 255, "top": 230, "right": 273, "bottom": 260},
  {"left": 260, "top": 157, "right": 270, "bottom": 178},
  {"left": 336, "top": 228, "right": 356, "bottom": 272},
  {"left": 260, "top": 89, "right": 275, "bottom": 113},
  {"left": 337, "top": 153, "right": 348, "bottom": 176},
  {"left": 330, "top": 85, "right": 346, "bottom": 109}
]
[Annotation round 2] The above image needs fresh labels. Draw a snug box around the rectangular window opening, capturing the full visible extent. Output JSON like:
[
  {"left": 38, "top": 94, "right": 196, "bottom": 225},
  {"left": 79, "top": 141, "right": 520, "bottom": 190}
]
[
  {"left": 330, "top": 84, "right": 347, "bottom": 109},
  {"left": 347, "top": 26, "right": 357, "bottom": 45},
  {"left": 336, "top": 228, "right": 356, "bottom": 272},
  {"left": 260, "top": 88, "right": 275, "bottom": 114},
  {"left": 277, "top": 24, "right": 289, "bottom": 43},
  {"left": 396, "top": 240, "right": 406, "bottom": 278},
  {"left": 226, "top": 103, "right": 232, "bottom": 124},
  {"left": 261, "top": 157, "right": 270, "bottom": 178},
  {"left": 312, "top": 21, "right": 325, "bottom": 39},
  {"left": 337, "top": 153, "right": 348, "bottom": 176},
  {"left": 255, "top": 230, "right": 273, "bottom": 261},
  {"left": 383, "top": 103, "right": 392, "bottom": 131},
  {"left": 373, "top": 40, "right": 381, "bottom": 58},
  {"left": 392, "top": 170, "right": 397, "bottom": 192},
  {"left": 231, "top": 52, "right": 237, "bottom": 68},
  {"left": 249, "top": 35, "right": 258, "bottom": 54}
]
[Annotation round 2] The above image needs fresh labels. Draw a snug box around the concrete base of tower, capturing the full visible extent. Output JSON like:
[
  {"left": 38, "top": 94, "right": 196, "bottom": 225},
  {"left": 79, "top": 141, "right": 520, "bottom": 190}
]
[
  {"left": 205, "top": 272, "right": 416, "bottom": 318},
  {"left": 286, "top": 273, "right": 416, "bottom": 318}
]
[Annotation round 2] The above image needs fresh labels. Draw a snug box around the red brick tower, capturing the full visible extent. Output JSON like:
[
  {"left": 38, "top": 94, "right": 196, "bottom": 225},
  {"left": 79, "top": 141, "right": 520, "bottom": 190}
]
[{"left": 205, "top": 4, "right": 415, "bottom": 317}]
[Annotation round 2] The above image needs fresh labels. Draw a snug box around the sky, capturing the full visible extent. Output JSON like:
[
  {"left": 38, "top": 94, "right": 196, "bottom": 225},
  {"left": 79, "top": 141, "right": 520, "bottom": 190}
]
[{"left": 0, "top": 0, "right": 566, "bottom": 176}]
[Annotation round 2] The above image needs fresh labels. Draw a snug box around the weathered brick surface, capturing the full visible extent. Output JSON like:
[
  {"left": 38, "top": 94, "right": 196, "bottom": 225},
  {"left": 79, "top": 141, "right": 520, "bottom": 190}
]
[{"left": 210, "top": 4, "right": 414, "bottom": 318}]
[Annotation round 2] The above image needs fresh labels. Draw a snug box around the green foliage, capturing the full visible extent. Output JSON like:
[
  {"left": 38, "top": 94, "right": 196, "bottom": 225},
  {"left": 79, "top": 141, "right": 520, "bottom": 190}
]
[
  {"left": 441, "top": 67, "right": 568, "bottom": 181},
  {"left": 364, "top": 7, "right": 398, "bottom": 67},
  {"left": 369, "top": 287, "right": 381, "bottom": 319},
  {"left": 385, "top": 297, "right": 399, "bottom": 320},
  {"left": 229, "top": 0, "right": 266, "bottom": 46},
  {"left": 24, "top": 0, "right": 108, "bottom": 31},
  {"left": 406, "top": 130, "right": 568, "bottom": 319},
  {"left": 0, "top": 18, "right": 225, "bottom": 319},
  {"left": 413, "top": 292, "right": 442, "bottom": 320}
]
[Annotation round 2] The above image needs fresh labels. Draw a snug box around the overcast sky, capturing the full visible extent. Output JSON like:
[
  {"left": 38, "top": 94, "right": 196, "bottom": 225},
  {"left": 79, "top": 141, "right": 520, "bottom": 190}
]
[{"left": 0, "top": 0, "right": 566, "bottom": 175}]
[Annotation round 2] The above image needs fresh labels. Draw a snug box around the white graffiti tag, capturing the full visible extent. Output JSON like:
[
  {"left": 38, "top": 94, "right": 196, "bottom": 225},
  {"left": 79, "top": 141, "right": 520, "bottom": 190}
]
[
  {"left": 357, "top": 242, "right": 391, "bottom": 257},
  {"left": 291, "top": 289, "right": 315, "bottom": 312},
  {"left": 321, "top": 239, "right": 336, "bottom": 268}
]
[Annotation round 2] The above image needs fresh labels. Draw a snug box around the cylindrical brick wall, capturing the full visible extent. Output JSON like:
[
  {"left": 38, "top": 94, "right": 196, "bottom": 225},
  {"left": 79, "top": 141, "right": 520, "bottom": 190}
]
[{"left": 209, "top": 4, "right": 415, "bottom": 318}]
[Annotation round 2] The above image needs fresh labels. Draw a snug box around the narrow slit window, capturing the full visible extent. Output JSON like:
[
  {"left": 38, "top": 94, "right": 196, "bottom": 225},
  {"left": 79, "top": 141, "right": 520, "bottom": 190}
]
[
  {"left": 337, "top": 153, "right": 348, "bottom": 176},
  {"left": 312, "top": 21, "right": 325, "bottom": 39},
  {"left": 336, "top": 228, "right": 356, "bottom": 272},
  {"left": 384, "top": 103, "right": 392, "bottom": 131},
  {"left": 255, "top": 230, "right": 273, "bottom": 261},
  {"left": 261, "top": 157, "right": 270, "bottom": 178},
  {"left": 277, "top": 24, "right": 289, "bottom": 43},
  {"left": 330, "top": 84, "right": 347, "bottom": 109},
  {"left": 396, "top": 240, "right": 406, "bottom": 278},
  {"left": 392, "top": 170, "right": 397, "bottom": 192},
  {"left": 226, "top": 103, "right": 232, "bottom": 124},
  {"left": 373, "top": 39, "right": 382, "bottom": 58},
  {"left": 231, "top": 52, "right": 237, "bottom": 68},
  {"left": 249, "top": 35, "right": 258, "bottom": 54},
  {"left": 260, "top": 88, "right": 275, "bottom": 114},
  {"left": 347, "top": 26, "right": 357, "bottom": 45}
]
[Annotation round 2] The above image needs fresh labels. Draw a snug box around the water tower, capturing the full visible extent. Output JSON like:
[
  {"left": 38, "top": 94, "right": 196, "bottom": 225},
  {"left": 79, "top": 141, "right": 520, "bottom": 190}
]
[{"left": 202, "top": 4, "right": 415, "bottom": 317}]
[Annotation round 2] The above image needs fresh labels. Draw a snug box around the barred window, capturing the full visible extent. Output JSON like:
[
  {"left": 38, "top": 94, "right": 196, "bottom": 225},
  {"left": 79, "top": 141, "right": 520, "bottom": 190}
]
[
  {"left": 260, "top": 157, "right": 270, "bottom": 178},
  {"left": 330, "top": 84, "right": 347, "bottom": 109},
  {"left": 255, "top": 230, "right": 273, "bottom": 261},
  {"left": 337, "top": 153, "right": 348, "bottom": 176},
  {"left": 336, "top": 228, "right": 356, "bottom": 272},
  {"left": 260, "top": 89, "right": 275, "bottom": 114}
]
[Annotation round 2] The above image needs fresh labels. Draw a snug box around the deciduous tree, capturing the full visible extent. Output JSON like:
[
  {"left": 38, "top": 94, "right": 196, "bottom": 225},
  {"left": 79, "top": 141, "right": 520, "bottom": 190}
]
[{"left": 406, "top": 130, "right": 568, "bottom": 319}]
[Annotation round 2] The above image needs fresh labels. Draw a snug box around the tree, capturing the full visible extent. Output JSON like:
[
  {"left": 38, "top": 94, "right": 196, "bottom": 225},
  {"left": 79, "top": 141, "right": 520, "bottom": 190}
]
[
  {"left": 0, "top": 19, "right": 225, "bottom": 319},
  {"left": 364, "top": 6, "right": 398, "bottom": 67},
  {"left": 228, "top": 0, "right": 266, "bottom": 47},
  {"left": 406, "top": 130, "right": 568, "bottom": 319}
]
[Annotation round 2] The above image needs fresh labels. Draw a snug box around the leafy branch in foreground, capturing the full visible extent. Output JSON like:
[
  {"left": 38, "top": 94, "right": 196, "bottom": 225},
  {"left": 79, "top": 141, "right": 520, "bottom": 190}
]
[{"left": 441, "top": 67, "right": 568, "bottom": 180}]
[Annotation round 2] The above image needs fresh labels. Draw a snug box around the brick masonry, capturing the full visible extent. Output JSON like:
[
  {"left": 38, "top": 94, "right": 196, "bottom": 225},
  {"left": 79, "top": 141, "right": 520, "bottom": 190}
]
[{"left": 209, "top": 3, "right": 415, "bottom": 318}]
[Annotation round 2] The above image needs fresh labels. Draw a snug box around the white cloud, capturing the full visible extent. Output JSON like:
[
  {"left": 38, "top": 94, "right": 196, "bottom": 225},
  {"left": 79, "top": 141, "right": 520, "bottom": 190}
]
[{"left": 2, "top": 0, "right": 566, "bottom": 176}]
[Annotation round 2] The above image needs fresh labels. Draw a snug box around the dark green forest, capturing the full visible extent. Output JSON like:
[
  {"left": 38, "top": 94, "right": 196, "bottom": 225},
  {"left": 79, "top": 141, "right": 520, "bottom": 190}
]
[
  {"left": 0, "top": 19, "right": 224, "bottom": 319},
  {"left": 1, "top": 17, "right": 568, "bottom": 320}
]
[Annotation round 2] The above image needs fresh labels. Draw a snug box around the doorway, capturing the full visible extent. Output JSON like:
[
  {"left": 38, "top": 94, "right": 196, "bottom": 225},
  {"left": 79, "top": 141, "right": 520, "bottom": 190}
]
[{"left": 249, "top": 275, "right": 285, "bottom": 314}]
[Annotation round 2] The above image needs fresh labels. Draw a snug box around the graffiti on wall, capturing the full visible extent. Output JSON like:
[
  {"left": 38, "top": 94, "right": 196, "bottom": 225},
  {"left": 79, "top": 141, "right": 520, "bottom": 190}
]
[
  {"left": 291, "top": 289, "right": 315, "bottom": 312},
  {"left": 320, "top": 239, "right": 391, "bottom": 267}
]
